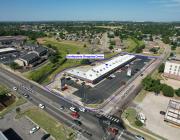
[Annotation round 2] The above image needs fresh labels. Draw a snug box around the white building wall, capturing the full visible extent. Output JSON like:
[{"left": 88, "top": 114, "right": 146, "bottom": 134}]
[{"left": 164, "top": 61, "right": 180, "bottom": 80}]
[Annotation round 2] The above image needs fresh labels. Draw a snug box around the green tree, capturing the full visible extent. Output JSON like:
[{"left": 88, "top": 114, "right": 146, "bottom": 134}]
[
  {"left": 158, "top": 63, "right": 165, "bottom": 73},
  {"left": 9, "top": 62, "right": 20, "bottom": 70},
  {"left": 171, "top": 45, "right": 177, "bottom": 50},
  {"left": 109, "top": 45, "right": 114, "bottom": 50},
  {"left": 175, "top": 88, "right": 180, "bottom": 97},
  {"left": 135, "top": 119, "right": 143, "bottom": 127},
  {"left": 16, "top": 107, "right": 21, "bottom": 114},
  {"left": 170, "top": 52, "right": 174, "bottom": 57},
  {"left": 81, "top": 59, "right": 91, "bottom": 65},
  {"left": 149, "top": 48, "right": 158, "bottom": 54},
  {"left": 49, "top": 54, "right": 60, "bottom": 64},
  {"left": 83, "top": 44, "right": 87, "bottom": 48},
  {"left": 161, "top": 84, "right": 174, "bottom": 97},
  {"left": 142, "top": 76, "right": 161, "bottom": 93}
]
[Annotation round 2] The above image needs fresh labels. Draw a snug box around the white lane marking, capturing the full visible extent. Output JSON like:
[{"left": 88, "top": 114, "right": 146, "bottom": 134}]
[{"left": 118, "top": 129, "right": 124, "bottom": 139}]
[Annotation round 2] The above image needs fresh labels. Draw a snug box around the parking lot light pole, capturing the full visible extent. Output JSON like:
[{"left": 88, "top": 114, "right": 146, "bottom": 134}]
[{"left": 81, "top": 82, "right": 86, "bottom": 103}]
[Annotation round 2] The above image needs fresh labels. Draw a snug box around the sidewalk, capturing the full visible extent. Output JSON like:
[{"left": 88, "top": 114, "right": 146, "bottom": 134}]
[{"left": 123, "top": 118, "right": 164, "bottom": 140}]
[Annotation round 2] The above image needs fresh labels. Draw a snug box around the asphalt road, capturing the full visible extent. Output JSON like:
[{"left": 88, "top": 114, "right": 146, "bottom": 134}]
[{"left": 0, "top": 66, "right": 137, "bottom": 140}]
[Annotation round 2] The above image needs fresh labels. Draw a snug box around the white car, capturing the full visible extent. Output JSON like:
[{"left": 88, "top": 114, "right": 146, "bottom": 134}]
[
  {"left": 13, "top": 87, "right": 17, "bottom": 91},
  {"left": 110, "top": 74, "right": 116, "bottom": 78},
  {"left": 79, "top": 107, "right": 86, "bottom": 112},
  {"left": 135, "top": 135, "right": 145, "bottom": 140},
  {"left": 29, "top": 126, "right": 40, "bottom": 134},
  {"left": 39, "top": 104, "right": 45, "bottom": 109},
  {"left": 70, "top": 107, "right": 77, "bottom": 112}
]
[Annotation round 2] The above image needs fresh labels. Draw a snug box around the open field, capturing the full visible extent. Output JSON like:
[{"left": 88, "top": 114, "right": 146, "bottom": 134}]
[
  {"left": 123, "top": 38, "right": 144, "bottom": 53},
  {"left": 18, "top": 107, "right": 75, "bottom": 140}
]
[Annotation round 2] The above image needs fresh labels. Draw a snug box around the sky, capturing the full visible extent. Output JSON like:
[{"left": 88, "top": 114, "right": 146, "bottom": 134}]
[{"left": 0, "top": 0, "right": 180, "bottom": 22}]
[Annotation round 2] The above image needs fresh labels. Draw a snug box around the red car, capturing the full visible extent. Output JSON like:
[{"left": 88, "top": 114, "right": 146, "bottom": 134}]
[
  {"left": 71, "top": 112, "right": 80, "bottom": 118},
  {"left": 108, "top": 127, "right": 118, "bottom": 135}
]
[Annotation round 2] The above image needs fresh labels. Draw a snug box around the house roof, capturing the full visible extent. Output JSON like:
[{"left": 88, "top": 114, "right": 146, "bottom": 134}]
[
  {"left": 20, "top": 52, "right": 39, "bottom": 62},
  {"left": 0, "top": 36, "right": 27, "bottom": 42},
  {"left": 34, "top": 46, "right": 47, "bottom": 54},
  {"left": 0, "top": 48, "right": 16, "bottom": 53},
  {"left": 66, "top": 54, "right": 135, "bottom": 81}
]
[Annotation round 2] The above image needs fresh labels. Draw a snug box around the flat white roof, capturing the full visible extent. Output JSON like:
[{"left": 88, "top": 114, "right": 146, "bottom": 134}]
[
  {"left": 66, "top": 54, "right": 135, "bottom": 81},
  {"left": 0, "top": 48, "right": 16, "bottom": 53},
  {"left": 165, "top": 100, "right": 180, "bottom": 125}
]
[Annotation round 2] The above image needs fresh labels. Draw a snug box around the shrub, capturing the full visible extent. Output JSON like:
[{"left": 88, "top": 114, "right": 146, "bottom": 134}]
[
  {"left": 80, "top": 59, "right": 91, "bottom": 65},
  {"left": 158, "top": 63, "right": 165, "bottom": 73},
  {"left": 162, "top": 84, "right": 174, "bottom": 97},
  {"left": 135, "top": 119, "right": 143, "bottom": 127},
  {"left": 175, "top": 88, "right": 180, "bottom": 97}
]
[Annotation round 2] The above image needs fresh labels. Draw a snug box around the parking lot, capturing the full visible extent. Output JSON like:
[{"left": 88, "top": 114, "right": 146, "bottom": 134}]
[
  {"left": 0, "top": 50, "right": 28, "bottom": 64},
  {"left": 138, "top": 93, "right": 180, "bottom": 140},
  {"left": 0, "top": 103, "right": 52, "bottom": 140},
  {"left": 66, "top": 58, "right": 150, "bottom": 104}
]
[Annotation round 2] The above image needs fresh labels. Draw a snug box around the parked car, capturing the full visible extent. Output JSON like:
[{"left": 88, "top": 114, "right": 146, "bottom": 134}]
[
  {"left": 24, "top": 93, "right": 29, "bottom": 98},
  {"left": 39, "top": 104, "right": 45, "bottom": 109},
  {"left": 66, "top": 77, "right": 71, "bottom": 80},
  {"left": 41, "top": 134, "right": 50, "bottom": 140},
  {"left": 60, "top": 106, "right": 65, "bottom": 110},
  {"left": 71, "top": 112, "right": 80, "bottom": 118},
  {"left": 70, "top": 106, "right": 78, "bottom": 112},
  {"left": 13, "top": 86, "right": 17, "bottom": 91},
  {"left": 79, "top": 107, "right": 86, "bottom": 112},
  {"left": 110, "top": 74, "right": 116, "bottom": 78},
  {"left": 135, "top": 135, "right": 145, "bottom": 140},
  {"left": 73, "top": 119, "right": 82, "bottom": 126},
  {"left": 29, "top": 126, "right": 40, "bottom": 134},
  {"left": 160, "top": 111, "right": 166, "bottom": 115}
]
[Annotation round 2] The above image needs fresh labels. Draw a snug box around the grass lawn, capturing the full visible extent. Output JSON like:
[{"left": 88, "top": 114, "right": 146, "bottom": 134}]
[
  {"left": 123, "top": 38, "right": 144, "bottom": 53},
  {"left": 122, "top": 108, "right": 138, "bottom": 127},
  {"left": 175, "top": 47, "right": 180, "bottom": 54},
  {"left": 151, "top": 69, "right": 163, "bottom": 80},
  {"left": 0, "top": 96, "right": 26, "bottom": 118},
  {"left": 18, "top": 108, "right": 75, "bottom": 140},
  {"left": 104, "top": 52, "right": 119, "bottom": 58},
  {"left": 134, "top": 90, "right": 147, "bottom": 103}
]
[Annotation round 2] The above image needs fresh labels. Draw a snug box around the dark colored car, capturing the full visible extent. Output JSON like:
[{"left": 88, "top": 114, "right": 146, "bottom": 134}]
[
  {"left": 66, "top": 77, "right": 71, "bottom": 80},
  {"left": 60, "top": 106, "right": 65, "bottom": 110},
  {"left": 41, "top": 134, "right": 50, "bottom": 140},
  {"left": 24, "top": 93, "right": 29, "bottom": 98},
  {"left": 160, "top": 111, "right": 166, "bottom": 115},
  {"left": 73, "top": 119, "right": 82, "bottom": 126}
]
